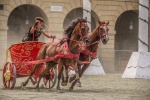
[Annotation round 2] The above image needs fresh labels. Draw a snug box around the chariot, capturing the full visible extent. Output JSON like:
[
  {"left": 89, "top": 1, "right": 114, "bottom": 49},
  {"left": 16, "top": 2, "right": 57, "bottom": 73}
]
[{"left": 2, "top": 41, "right": 57, "bottom": 89}]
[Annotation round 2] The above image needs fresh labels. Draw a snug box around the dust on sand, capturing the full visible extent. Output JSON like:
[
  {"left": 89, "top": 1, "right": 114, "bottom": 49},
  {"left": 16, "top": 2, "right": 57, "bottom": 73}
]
[{"left": 0, "top": 73, "right": 150, "bottom": 100}]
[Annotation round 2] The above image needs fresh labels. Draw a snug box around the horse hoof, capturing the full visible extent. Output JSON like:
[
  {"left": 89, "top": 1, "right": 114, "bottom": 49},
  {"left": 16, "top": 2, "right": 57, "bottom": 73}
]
[
  {"left": 57, "top": 89, "right": 64, "bottom": 93},
  {"left": 21, "top": 86, "right": 26, "bottom": 90},
  {"left": 32, "top": 81, "right": 37, "bottom": 85},
  {"left": 76, "top": 83, "right": 82, "bottom": 87},
  {"left": 57, "top": 87, "right": 61, "bottom": 91},
  {"left": 21, "top": 82, "right": 26, "bottom": 90},
  {"left": 21, "top": 82, "right": 26, "bottom": 86},
  {"left": 35, "top": 88, "right": 40, "bottom": 92},
  {"left": 69, "top": 87, "right": 73, "bottom": 92},
  {"left": 61, "top": 82, "right": 66, "bottom": 86},
  {"left": 35, "top": 86, "right": 40, "bottom": 92}
]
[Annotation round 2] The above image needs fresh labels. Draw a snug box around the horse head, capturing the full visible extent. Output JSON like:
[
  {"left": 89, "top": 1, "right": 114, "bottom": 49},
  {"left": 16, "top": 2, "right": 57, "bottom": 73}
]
[
  {"left": 77, "top": 17, "right": 90, "bottom": 45},
  {"left": 75, "top": 17, "right": 89, "bottom": 41},
  {"left": 98, "top": 20, "right": 109, "bottom": 44}
]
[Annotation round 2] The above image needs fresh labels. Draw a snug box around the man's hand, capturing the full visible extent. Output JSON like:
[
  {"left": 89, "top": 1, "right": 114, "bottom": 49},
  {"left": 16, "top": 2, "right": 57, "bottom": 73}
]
[{"left": 50, "top": 35, "right": 56, "bottom": 39}]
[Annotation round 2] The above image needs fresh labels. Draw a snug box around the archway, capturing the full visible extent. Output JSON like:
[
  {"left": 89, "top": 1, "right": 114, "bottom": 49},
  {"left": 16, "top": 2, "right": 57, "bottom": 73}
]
[
  {"left": 115, "top": 10, "right": 138, "bottom": 72},
  {"left": 7, "top": 4, "right": 48, "bottom": 47},
  {"left": 63, "top": 7, "right": 99, "bottom": 31}
]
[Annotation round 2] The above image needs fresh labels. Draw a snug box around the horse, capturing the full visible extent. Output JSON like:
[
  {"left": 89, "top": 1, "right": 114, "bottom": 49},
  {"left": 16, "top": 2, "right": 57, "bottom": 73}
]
[
  {"left": 66, "top": 20, "right": 109, "bottom": 91},
  {"left": 21, "top": 17, "right": 89, "bottom": 91}
]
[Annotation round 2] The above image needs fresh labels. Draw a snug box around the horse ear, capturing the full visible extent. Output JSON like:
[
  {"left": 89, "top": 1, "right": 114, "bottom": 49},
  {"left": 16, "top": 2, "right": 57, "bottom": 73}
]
[
  {"left": 77, "top": 17, "right": 81, "bottom": 22},
  {"left": 106, "top": 21, "right": 109, "bottom": 25}
]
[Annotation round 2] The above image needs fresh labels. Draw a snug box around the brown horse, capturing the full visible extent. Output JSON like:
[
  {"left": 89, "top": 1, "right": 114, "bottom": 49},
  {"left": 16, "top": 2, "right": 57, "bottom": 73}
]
[
  {"left": 67, "top": 20, "right": 109, "bottom": 91},
  {"left": 21, "top": 17, "right": 89, "bottom": 91}
]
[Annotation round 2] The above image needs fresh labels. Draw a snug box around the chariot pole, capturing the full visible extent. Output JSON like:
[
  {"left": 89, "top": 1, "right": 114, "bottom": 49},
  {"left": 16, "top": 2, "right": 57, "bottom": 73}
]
[
  {"left": 122, "top": 0, "right": 150, "bottom": 78},
  {"left": 83, "top": 0, "right": 105, "bottom": 75}
]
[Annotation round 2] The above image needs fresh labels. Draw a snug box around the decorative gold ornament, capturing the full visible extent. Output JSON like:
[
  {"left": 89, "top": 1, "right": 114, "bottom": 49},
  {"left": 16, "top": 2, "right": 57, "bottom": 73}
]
[
  {"left": 81, "top": 47, "right": 85, "bottom": 50},
  {"left": 4, "top": 70, "right": 11, "bottom": 81},
  {"left": 64, "top": 50, "right": 68, "bottom": 55}
]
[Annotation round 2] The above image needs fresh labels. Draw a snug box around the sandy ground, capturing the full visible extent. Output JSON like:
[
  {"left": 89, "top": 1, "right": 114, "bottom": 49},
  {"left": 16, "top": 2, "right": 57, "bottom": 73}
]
[{"left": 0, "top": 72, "right": 150, "bottom": 100}]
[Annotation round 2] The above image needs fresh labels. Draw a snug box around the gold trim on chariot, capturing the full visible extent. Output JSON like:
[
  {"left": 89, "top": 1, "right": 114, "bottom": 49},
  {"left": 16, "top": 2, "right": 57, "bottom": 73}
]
[{"left": 4, "top": 70, "right": 11, "bottom": 81}]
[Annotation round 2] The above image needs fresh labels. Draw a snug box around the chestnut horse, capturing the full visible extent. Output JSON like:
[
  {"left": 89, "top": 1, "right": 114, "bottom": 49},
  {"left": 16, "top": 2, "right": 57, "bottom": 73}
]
[
  {"left": 21, "top": 18, "right": 89, "bottom": 91},
  {"left": 66, "top": 20, "right": 109, "bottom": 91}
]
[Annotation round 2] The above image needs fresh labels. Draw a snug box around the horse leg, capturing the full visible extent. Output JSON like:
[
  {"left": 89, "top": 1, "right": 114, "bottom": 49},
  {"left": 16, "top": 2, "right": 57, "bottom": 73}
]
[
  {"left": 69, "top": 64, "right": 90, "bottom": 91},
  {"left": 61, "top": 65, "right": 65, "bottom": 86},
  {"left": 65, "top": 66, "right": 69, "bottom": 85},
  {"left": 76, "top": 65, "right": 82, "bottom": 87},
  {"left": 61, "top": 65, "right": 69, "bottom": 86},
  {"left": 35, "top": 61, "right": 57, "bottom": 91},
  {"left": 30, "top": 77, "right": 37, "bottom": 85},
  {"left": 80, "top": 64, "right": 90, "bottom": 77},
  {"left": 21, "top": 64, "right": 42, "bottom": 87},
  {"left": 57, "top": 60, "right": 64, "bottom": 91},
  {"left": 69, "top": 67, "right": 80, "bottom": 91},
  {"left": 69, "top": 64, "right": 81, "bottom": 83}
]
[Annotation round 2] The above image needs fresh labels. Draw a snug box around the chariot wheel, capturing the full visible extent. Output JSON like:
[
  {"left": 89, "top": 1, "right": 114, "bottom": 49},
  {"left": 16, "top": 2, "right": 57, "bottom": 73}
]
[
  {"left": 43, "top": 66, "right": 57, "bottom": 89},
  {"left": 2, "top": 62, "right": 16, "bottom": 89}
]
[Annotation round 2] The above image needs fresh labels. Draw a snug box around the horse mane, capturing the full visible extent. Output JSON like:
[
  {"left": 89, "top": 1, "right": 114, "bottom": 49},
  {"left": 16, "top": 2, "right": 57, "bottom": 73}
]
[{"left": 63, "top": 18, "right": 87, "bottom": 39}]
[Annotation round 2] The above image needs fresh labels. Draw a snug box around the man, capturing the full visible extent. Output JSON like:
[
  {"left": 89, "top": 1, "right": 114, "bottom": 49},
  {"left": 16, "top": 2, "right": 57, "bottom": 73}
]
[{"left": 22, "top": 17, "right": 55, "bottom": 42}]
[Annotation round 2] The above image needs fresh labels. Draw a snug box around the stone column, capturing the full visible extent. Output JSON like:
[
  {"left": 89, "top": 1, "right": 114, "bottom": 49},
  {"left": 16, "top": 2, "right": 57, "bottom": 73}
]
[
  {"left": 83, "top": 0, "right": 91, "bottom": 32},
  {"left": 138, "top": 0, "right": 149, "bottom": 51},
  {"left": 83, "top": 0, "right": 105, "bottom": 75},
  {"left": 122, "top": 0, "right": 150, "bottom": 79}
]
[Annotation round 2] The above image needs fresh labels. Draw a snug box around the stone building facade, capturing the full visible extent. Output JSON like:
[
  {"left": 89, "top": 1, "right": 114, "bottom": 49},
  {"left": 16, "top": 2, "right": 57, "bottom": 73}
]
[{"left": 0, "top": 0, "right": 149, "bottom": 73}]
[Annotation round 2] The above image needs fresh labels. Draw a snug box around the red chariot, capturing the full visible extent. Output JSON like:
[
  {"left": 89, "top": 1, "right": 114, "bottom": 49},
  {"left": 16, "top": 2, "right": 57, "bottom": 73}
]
[{"left": 2, "top": 41, "right": 57, "bottom": 89}]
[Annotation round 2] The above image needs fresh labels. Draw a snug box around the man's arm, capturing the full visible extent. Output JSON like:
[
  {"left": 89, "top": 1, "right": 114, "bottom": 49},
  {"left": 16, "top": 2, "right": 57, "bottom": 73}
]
[
  {"left": 42, "top": 29, "right": 56, "bottom": 38},
  {"left": 42, "top": 29, "right": 51, "bottom": 38}
]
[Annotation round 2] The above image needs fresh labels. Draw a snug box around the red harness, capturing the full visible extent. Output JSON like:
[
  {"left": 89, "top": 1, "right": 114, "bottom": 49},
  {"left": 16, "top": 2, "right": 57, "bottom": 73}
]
[
  {"left": 80, "top": 42, "right": 97, "bottom": 59},
  {"left": 55, "top": 42, "right": 79, "bottom": 59},
  {"left": 13, "top": 42, "right": 80, "bottom": 65}
]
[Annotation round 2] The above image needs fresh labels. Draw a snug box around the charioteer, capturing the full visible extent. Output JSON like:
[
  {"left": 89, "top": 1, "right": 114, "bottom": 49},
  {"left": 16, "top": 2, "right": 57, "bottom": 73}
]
[{"left": 22, "top": 17, "right": 55, "bottom": 42}]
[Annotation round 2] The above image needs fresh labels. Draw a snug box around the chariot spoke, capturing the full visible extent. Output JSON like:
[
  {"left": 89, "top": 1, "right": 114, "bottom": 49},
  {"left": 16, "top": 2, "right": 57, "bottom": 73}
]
[
  {"left": 8, "top": 80, "right": 11, "bottom": 89},
  {"left": 49, "top": 80, "right": 51, "bottom": 88}
]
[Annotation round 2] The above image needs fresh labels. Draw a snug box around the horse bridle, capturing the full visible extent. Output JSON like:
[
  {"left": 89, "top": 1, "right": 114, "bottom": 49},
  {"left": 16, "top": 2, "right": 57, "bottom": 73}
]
[
  {"left": 69, "top": 21, "right": 89, "bottom": 44},
  {"left": 98, "top": 24, "right": 109, "bottom": 39},
  {"left": 83, "top": 23, "right": 109, "bottom": 47}
]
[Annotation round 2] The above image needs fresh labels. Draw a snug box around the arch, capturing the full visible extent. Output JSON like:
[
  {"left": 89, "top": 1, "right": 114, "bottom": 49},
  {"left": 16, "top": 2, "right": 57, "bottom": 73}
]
[
  {"left": 7, "top": 4, "right": 49, "bottom": 47},
  {"left": 63, "top": 7, "right": 99, "bottom": 31},
  {"left": 114, "top": 10, "right": 138, "bottom": 72}
]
